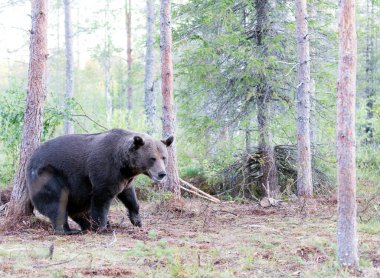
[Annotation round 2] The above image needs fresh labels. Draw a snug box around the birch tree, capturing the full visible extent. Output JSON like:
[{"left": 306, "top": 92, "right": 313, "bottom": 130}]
[
  {"left": 63, "top": 0, "right": 74, "bottom": 134},
  {"left": 8, "top": 0, "right": 48, "bottom": 217},
  {"left": 295, "top": 0, "right": 313, "bottom": 196},
  {"left": 160, "top": 0, "right": 180, "bottom": 198},
  {"left": 337, "top": 0, "right": 359, "bottom": 269},
  {"left": 144, "top": 0, "right": 156, "bottom": 135}
]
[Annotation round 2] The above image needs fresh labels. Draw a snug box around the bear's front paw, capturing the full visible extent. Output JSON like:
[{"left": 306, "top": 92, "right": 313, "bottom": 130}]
[{"left": 129, "top": 213, "right": 142, "bottom": 227}]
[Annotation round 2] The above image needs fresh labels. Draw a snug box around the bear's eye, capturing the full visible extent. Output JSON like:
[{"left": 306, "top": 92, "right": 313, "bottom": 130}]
[
  {"left": 162, "top": 157, "right": 166, "bottom": 161},
  {"left": 150, "top": 157, "right": 156, "bottom": 162}
]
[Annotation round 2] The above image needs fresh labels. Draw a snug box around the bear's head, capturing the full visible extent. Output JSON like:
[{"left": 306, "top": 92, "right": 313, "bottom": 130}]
[{"left": 125, "top": 134, "right": 174, "bottom": 182}]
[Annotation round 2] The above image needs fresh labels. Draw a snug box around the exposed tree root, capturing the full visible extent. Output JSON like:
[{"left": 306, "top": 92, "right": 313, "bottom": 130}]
[{"left": 179, "top": 178, "right": 220, "bottom": 203}]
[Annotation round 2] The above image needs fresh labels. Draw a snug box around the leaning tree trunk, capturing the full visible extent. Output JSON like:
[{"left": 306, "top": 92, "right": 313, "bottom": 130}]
[
  {"left": 295, "top": 0, "right": 313, "bottom": 197},
  {"left": 254, "top": 0, "right": 279, "bottom": 197},
  {"left": 63, "top": 0, "right": 74, "bottom": 134},
  {"left": 8, "top": 0, "right": 48, "bottom": 217},
  {"left": 160, "top": 0, "right": 181, "bottom": 198},
  {"left": 144, "top": 0, "right": 156, "bottom": 135},
  {"left": 337, "top": 0, "right": 359, "bottom": 269},
  {"left": 126, "top": 0, "right": 133, "bottom": 112}
]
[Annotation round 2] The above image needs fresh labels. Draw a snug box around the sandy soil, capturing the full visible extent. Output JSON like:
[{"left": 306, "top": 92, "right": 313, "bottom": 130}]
[{"left": 0, "top": 197, "right": 379, "bottom": 277}]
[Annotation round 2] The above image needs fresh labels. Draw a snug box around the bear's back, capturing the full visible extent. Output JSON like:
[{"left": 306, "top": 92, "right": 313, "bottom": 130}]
[{"left": 28, "top": 132, "right": 108, "bottom": 175}]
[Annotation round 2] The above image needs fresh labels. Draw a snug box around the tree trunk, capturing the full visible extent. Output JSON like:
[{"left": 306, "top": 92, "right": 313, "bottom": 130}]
[
  {"left": 63, "top": 0, "right": 74, "bottom": 134},
  {"left": 8, "top": 0, "right": 48, "bottom": 217},
  {"left": 256, "top": 85, "right": 278, "bottom": 197},
  {"left": 364, "top": 0, "right": 375, "bottom": 144},
  {"left": 126, "top": 0, "right": 133, "bottom": 111},
  {"left": 105, "top": 59, "right": 112, "bottom": 126},
  {"left": 104, "top": 0, "right": 112, "bottom": 127},
  {"left": 310, "top": 79, "right": 316, "bottom": 153},
  {"left": 337, "top": 0, "right": 359, "bottom": 269},
  {"left": 160, "top": 0, "right": 181, "bottom": 198},
  {"left": 295, "top": 0, "right": 313, "bottom": 197},
  {"left": 144, "top": 0, "right": 156, "bottom": 135},
  {"left": 254, "top": 0, "right": 279, "bottom": 197}
]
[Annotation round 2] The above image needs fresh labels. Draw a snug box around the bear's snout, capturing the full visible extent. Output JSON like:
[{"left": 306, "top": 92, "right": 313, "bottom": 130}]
[
  {"left": 148, "top": 169, "right": 168, "bottom": 183},
  {"left": 158, "top": 171, "right": 167, "bottom": 179}
]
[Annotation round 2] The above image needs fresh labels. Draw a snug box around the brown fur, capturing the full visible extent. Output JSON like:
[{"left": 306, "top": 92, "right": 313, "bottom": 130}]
[{"left": 26, "top": 128, "right": 173, "bottom": 234}]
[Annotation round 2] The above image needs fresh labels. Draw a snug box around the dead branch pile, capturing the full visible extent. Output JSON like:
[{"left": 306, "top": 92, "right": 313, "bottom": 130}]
[{"left": 214, "top": 145, "right": 334, "bottom": 198}]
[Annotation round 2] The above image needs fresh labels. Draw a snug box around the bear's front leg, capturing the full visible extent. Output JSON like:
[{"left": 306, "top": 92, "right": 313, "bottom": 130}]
[
  {"left": 117, "top": 185, "right": 142, "bottom": 227},
  {"left": 90, "top": 193, "right": 113, "bottom": 233}
]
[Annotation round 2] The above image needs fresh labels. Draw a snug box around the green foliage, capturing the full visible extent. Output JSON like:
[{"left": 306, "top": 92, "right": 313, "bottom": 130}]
[
  {"left": 358, "top": 220, "right": 380, "bottom": 235},
  {"left": 125, "top": 240, "right": 174, "bottom": 259},
  {"left": 180, "top": 164, "right": 204, "bottom": 179},
  {"left": 1, "top": 0, "right": 380, "bottom": 197},
  {"left": 0, "top": 84, "right": 73, "bottom": 187},
  {"left": 174, "top": 0, "right": 297, "bottom": 175}
]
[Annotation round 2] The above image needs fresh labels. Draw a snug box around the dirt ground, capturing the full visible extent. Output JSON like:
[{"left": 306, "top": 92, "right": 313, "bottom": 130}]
[{"left": 0, "top": 197, "right": 379, "bottom": 278}]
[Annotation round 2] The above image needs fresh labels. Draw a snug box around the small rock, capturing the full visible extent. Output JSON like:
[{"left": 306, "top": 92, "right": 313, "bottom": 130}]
[
  {"left": 260, "top": 197, "right": 271, "bottom": 208},
  {"left": 260, "top": 197, "right": 283, "bottom": 207}
]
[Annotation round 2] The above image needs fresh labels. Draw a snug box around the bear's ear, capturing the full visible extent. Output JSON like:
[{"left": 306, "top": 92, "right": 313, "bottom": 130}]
[
  {"left": 162, "top": 135, "right": 174, "bottom": 147},
  {"left": 133, "top": 136, "right": 145, "bottom": 148}
]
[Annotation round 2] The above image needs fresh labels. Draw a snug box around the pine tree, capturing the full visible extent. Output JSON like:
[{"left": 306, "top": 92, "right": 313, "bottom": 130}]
[
  {"left": 8, "top": 0, "right": 48, "bottom": 217},
  {"left": 160, "top": 0, "right": 181, "bottom": 198},
  {"left": 126, "top": 0, "right": 133, "bottom": 112},
  {"left": 337, "top": 0, "right": 359, "bottom": 269},
  {"left": 63, "top": 0, "right": 74, "bottom": 134},
  {"left": 295, "top": 0, "right": 313, "bottom": 196},
  {"left": 144, "top": 0, "right": 156, "bottom": 135},
  {"left": 254, "top": 0, "right": 279, "bottom": 197}
]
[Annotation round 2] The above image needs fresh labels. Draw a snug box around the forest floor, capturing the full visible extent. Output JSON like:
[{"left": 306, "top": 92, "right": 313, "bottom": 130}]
[{"left": 0, "top": 192, "right": 379, "bottom": 277}]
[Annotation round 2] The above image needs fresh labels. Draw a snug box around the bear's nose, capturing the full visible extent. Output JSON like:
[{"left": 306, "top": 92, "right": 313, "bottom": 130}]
[{"left": 158, "top": 172, "right": 167, "bottom": 179}]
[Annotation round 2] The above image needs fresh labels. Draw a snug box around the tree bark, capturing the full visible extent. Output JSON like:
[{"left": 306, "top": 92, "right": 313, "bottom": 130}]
[
  {"left": 310, "top": 79, "right": 316, "bottom": 153},
  {"left": 144, "top": 0, "right": 156, "bottom": 135},
  {"left": 126, "top": 0, "right": 133, "bottom": 111},
  {"left": 160, "top": 0, "right": 181, "bottom": 198},
  {"left": 254, "top": 0, "right": 279, "bottom": 197},
  {"left": 256, "top": 85, "right": 278, "bottom": 197},
  {"left": 63, "top": 0, "right": 74, "bottom": 134},
  {"left": 295, "top": 0, "right": 313, "bottom": 197},
  {"left": 8, "top": 0, "right": 48, "bottom": 217},
  {"left": 104, "top": 58, "right": 112, "bottom": 126},
  {"left": 337, "top": 0, "right": 359, "bottom": 269},
  {"left": 104, "top": 0, "right": 112, "bottom": 126}
]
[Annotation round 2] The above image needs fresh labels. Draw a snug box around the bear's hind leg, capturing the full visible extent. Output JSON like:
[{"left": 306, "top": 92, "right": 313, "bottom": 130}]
[{"left": 30, "top": 173, "right": 79, "bottom": 235}]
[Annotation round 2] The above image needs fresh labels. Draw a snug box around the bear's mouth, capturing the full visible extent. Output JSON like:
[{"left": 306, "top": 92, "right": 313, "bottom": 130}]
[{"left": 146, "top": 171, "right": 167, "bottom": 183}]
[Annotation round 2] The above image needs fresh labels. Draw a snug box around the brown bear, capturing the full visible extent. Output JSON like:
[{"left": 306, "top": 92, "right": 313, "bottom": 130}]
[{"left": 26, "top": 128, "right": 173, "bottom": 235}]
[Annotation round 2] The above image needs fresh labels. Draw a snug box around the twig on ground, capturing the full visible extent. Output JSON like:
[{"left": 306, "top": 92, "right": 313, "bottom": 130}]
[
  {"left": 33, "top": 254, "right": 80, "bottom": 268},
  {"left": 218, "top": 210, "right": 238, "bottom": 216},
  {"left": 358, "top": 195, "right": 376, "bottom": 214},
  {"left": 47, "top": 243, "right": 54, "bottom": 260},
  {"left": 0, "top": 203, "right": 8, "bottom": 216},
  {"left": 107, "top": 230, "right": 117, "bottom": 247}
]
